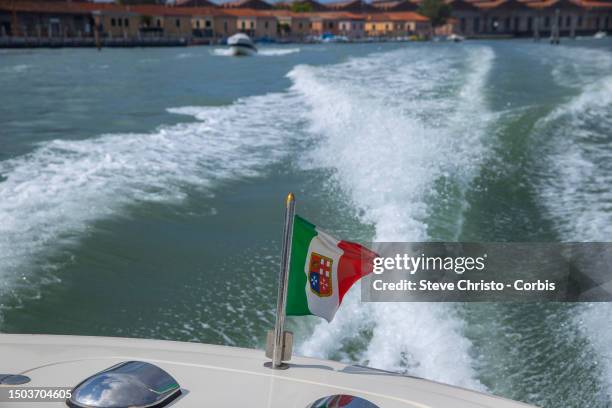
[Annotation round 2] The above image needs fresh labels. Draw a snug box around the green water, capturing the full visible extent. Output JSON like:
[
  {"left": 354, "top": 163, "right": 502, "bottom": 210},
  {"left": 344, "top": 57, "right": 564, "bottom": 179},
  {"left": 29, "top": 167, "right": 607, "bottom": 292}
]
[{"left": 1, "top": 40, "right": 611, "bottom": 407}]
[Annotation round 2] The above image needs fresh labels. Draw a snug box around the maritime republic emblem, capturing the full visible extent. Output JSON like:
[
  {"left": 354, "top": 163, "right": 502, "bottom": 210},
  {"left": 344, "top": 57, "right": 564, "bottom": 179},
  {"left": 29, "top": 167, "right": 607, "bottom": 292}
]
[{"left": 309, "top": 252, "right": 333, "bottom": 297}]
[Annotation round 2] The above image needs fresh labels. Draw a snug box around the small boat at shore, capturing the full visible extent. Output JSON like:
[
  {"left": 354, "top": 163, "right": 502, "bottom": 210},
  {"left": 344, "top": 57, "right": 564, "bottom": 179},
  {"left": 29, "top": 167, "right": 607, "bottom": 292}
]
[
  {"left": 594, "top": 31, "right": 607, "bottom": 39},
  {"left": 447, "top": 34, "right": 465, "bottom": 42},
  {"left": 227, "top": 33, "right": 257, "bottom": 56}
]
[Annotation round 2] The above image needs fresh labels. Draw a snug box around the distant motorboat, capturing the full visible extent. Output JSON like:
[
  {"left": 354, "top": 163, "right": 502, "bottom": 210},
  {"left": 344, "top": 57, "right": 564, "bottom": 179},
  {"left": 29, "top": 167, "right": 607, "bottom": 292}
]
[
  {"left": 594, "top": 31, "right": 607, "bottom": 39},
  {"left": 227, "top": 33, "right": 257, "bottom": 56},
  {"left": 320, "top": 33, "right": 349, "bottom": 43},
  {"left": 447, "top": 34, "right": 465, "bottom": 42}
]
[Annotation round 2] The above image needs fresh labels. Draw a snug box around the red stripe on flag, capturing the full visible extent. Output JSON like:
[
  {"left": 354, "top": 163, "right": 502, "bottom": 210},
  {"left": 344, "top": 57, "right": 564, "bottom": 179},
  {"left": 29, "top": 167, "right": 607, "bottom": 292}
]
[{"left": 337, "top": 241, "right": 378, "bottom": 304}]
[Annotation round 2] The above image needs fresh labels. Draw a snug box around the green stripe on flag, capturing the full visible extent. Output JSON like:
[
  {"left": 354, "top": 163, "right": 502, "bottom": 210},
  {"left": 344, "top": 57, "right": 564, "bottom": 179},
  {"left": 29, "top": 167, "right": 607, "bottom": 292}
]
[{"left": 286, "top": 215, "right": 317, "bottom": 316}]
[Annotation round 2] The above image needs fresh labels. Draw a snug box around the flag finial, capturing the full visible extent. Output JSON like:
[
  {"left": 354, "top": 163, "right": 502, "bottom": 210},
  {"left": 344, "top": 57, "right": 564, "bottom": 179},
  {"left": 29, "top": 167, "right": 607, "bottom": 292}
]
[{"left": 286, "top": 192, "right": 295, "bottom": 206}]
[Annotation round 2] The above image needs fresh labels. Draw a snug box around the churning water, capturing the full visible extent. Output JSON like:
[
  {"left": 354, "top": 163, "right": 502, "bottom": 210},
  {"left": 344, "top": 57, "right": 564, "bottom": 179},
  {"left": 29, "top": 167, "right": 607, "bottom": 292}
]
[{"left": 0, "top": 40, "right": 611, "bottom": 407}]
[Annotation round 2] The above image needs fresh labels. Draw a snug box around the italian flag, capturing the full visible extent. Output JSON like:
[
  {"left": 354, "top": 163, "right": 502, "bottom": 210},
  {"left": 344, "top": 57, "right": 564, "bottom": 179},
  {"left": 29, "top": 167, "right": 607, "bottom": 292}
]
[{"left": 286, "top": 215, "right": 377, "bottom": 322}]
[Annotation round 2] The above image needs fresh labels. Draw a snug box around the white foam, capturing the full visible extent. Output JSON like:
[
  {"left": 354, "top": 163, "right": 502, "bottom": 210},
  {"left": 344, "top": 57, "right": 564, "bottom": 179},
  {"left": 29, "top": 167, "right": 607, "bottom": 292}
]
[
  {"left": 258, "top": 48, "right": 301, "bottom": 56},
  {"left": 535, "top": 46, "right": 612, "bottom": 401},
  {"left": 291, "top": 46, "right": 494, "bottom": 390},
  {"left": 0, "top": 91, "right": 298, "bottom": 298},
  {"left": 211, "top": 48, "right": 233, "bottom": 57},
  {"left": 212, "top": 47, "right": 301, "bottom": 57},
  {"left": 577, "top": 303, "right": 612, "bottom": 401},
  {"left": 1, "top": 64, "right": 30, "bottom": 74}
]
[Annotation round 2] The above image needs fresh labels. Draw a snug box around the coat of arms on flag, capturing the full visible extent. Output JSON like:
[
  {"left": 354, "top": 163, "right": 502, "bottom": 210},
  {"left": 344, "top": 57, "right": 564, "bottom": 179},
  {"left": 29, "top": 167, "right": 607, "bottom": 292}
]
[{"left": 309, "top": 252, "right": 333, "bottom": 297}]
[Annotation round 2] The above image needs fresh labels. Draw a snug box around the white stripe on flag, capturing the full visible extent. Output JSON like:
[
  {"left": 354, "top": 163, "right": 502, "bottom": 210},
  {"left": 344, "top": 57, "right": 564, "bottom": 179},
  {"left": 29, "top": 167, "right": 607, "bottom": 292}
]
[{"left": 304, "top": 228, "right": 344, "bottom": 322}]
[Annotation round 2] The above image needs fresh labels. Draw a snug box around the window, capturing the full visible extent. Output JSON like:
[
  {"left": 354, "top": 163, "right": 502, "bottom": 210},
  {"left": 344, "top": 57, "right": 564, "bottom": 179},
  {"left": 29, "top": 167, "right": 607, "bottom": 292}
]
[
  {"left": 544, "top": 16, "right": 550, "bottom": 27},
  {"left": 241, "top": 21, "right": 246, "bottom": 29},
  {"left": 264, "top": 21, "right": 269, "bottom": 29},
  {"left": 565, "top": 15, "right": 571, "bottom": 27},
  {"left": 514, "top": 16, "right": 519, "bottom": 30},
  {"left": 250, "top": 21, "right": 254, "bottom": 29},
  {"left": 196, "top": 20, "right": 200, "bottom": 28},
  {"left": 124, "top": 18, "right": 129, "bottom": 27},
  {"left": 505, "top": 16, "right": 510, "bottom": 30},
  {"left": 156, "top": 19, "right": 161, "bottom": 28},
  {"left": 298, "top": 22, "right": 303, "bottom": 29},
  {"left": 527, "top": 16, "right": 532, "bottom": 31},
  {"left": 118, "top": 18, "right": 122, "bottom": 27},
  {"left": 577, "top": 16, "right": 582, "bottom": 27},
  {"left": 205, "top": 20, "right": 211, "bottom": 28},
  {"left": 111, "top": 18, "right": 116, "bottom": 27},
  {"left": 606, "top": 16, "right": 610, "bottom": 28},
  {"left": 224, "top": 21, "right": 228, "bottom": 32},
  {"left": 460, "top": 17, "right": 466, "bottom": 32},
  {"left": 474, "top": 17, "right": 480, "bottom": 32},
  {"left": 176, "top": 19, "right": 180, "bottom": 28}
]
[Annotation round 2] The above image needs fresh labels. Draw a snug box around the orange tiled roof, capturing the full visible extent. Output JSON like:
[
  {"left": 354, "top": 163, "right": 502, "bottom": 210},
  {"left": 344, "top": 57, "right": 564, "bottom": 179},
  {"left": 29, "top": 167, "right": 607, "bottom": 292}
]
[
  {"left": 0, "top": 0, "right": 94, "bottom": 14},
  {"left": 301, "top": 10, "right": 365, "bottom": 19},
  {"left": 222, "top": 7, "right": 278, "bottom": 16},
  {"left": 366, "top": 11, "right": 428, "bottom": 21},
  {"left": 580, "top": 0, "right": 612, "bottom": 7},
  {"left": 0, "top": 1, "right": 223, "bottom": 16},
  {"left": 259, "top": 9, "right": 313, "bottom": 17}
]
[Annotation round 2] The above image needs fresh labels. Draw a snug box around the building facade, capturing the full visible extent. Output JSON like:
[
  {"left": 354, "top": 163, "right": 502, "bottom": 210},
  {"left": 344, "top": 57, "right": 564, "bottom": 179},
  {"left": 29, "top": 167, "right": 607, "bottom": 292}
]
[{"left": 1, "top": 0, "right": 610, "bottom": 45}]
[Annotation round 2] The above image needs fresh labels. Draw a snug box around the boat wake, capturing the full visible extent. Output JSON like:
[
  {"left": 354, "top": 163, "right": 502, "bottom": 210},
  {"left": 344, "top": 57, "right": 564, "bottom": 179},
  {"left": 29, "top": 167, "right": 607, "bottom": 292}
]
[
  {"left": 211, "top": 47, "right": 300, "bottom": 57},
  {"left": 0, "top": 92, "right": 298, "bottom": 307},
  {"left": 534, "top": 46, "right": 612, "bottom": 403},
  {"left": 258, "top": 48, "right": 301, "bottom": 56},
  {"left": 289, "top": 45, "right": 495, "bottom": 391}
]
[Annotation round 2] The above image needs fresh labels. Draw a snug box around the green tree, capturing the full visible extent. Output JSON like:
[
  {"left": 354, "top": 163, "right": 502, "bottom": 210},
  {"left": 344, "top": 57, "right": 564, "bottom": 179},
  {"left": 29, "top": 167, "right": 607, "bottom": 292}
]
[
  {"left": 290, "top": 1, "right": 314, "bottom": 12},
  {"left": 418, "top": 0, "right": 451, "bottom": 27}
]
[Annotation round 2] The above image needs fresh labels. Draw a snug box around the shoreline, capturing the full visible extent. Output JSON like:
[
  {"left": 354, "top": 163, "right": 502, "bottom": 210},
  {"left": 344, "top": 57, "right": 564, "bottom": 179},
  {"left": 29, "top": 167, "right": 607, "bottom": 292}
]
[{"left": 1, "top": 33, "right": 603, "bottom": 49}]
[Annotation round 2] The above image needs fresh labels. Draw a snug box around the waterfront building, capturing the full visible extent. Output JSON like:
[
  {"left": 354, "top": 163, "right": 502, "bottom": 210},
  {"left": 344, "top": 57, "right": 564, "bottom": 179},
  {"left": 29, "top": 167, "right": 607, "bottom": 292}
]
[
  {"left": 211, "top": 10, "right": 239, "bottom": 38},
  {"left": 447, "top": 0, "right": 480, "bottom": 36},
  {"left": 223, "top": 8, "right": 278, "bottom": 38},
  {"left": 92, "top": 7, "right": 140, "bottom": 39},
  {"left": 304, "top": 12, "right": 346, "bottom": 35},
  {"left": 0, "top": 0, "right": 92, "bottom": 38},
  {"left": 365, "top": 11, "right": 430, "bottom": 36},
  {"left": 0, "top": 0, "right": 610, "bottom": 46},
  {"left": 337, "top": 12, "right": 366, "bottom": 38},
  {"left": 131, "top": 6, "right": 193, "bottom": 38},
  {"left": 265, "top": 10, "right": 311, "bottom": 40}
]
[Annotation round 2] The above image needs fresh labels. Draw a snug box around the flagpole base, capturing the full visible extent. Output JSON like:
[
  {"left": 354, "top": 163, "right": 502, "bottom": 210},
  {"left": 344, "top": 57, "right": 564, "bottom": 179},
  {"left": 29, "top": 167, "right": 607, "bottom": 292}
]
[{"left": 264, "top": 362, "right": 290, "bottom": 370}]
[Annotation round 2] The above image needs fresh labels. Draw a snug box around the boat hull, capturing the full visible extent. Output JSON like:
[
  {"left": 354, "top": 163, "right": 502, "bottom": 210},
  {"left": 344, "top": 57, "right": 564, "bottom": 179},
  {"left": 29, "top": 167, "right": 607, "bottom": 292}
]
[
  {"left": 229, "top": 44, "right": 257, "bottom": 56},
  {"left": 0, "top": 333, "right": 537, "bottom": 408}
]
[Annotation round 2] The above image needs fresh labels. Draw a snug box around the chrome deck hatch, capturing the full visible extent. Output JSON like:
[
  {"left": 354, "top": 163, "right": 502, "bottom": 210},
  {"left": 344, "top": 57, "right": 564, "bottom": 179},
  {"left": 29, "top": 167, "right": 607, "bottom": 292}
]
[
  {"left": 67, "top": 361, "right": 181, "bottom": 408},
  {"left": 308, "top": 395, "right": 380, "bottom": 408},
  {"left": 0, "top": 374, "right": 31, "bottom": 385}
]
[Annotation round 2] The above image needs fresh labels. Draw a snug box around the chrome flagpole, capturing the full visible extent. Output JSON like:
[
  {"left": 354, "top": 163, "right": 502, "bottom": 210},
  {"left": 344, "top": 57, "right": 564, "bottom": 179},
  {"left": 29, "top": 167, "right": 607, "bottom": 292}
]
[{"left": 268, "top": 193, "right": 295, "bottom": 369}]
